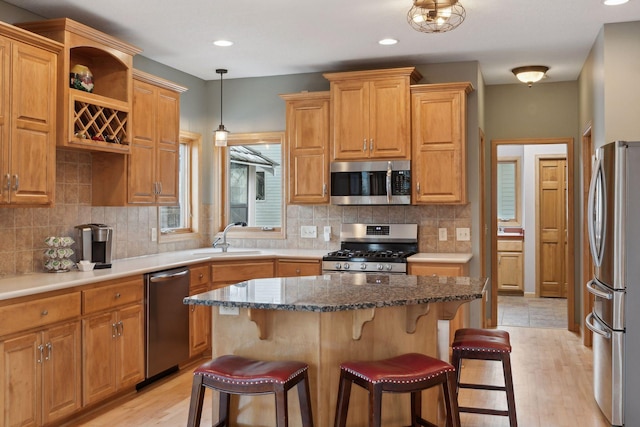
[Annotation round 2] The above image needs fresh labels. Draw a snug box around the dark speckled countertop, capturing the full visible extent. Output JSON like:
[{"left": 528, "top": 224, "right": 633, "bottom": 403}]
[{"left": 184, "top": 273, "right": 487, "bottom": 312}]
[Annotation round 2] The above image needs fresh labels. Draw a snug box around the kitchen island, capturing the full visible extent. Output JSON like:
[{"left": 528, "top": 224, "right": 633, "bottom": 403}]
[{"left": 184, "top": 272, "right": 486, "bottom": 426}]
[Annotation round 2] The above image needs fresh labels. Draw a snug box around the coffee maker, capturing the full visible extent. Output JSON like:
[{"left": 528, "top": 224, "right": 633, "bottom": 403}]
[{"left": 75, "top": 224, "right": 113, "bottom": 269}]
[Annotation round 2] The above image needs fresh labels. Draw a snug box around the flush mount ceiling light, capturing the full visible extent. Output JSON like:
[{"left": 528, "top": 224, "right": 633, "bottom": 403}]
[
  {"left": 603, "top": 0, "right": 629, "bottom": 5},
  {"left": 407, "top": 0, "right": 466, "bottom": 33},
  {"left": 213, "top": 40, "right": 233, "bottom": 47},
  {"left": 214, "top": 68, "right": 229, "bottom": 147},
  {"left": 379, "top": 38, "right": 399, "bottom": 46},
  {"left": 512, "top": 66, "right": 549, "bottom": 87}
]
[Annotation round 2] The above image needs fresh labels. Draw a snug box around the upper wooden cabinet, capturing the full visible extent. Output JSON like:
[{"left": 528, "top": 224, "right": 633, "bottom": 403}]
[
  {"left": 411, "top": 82, "right": 473, "bottom": 204},
  {"left": 128, "top": 70, "right": 186, "bottom": 205},
  {"left": 0, "top": 23, "right": 61, "bottom": 207},
  {"left": 17, "top": 18, "right": 142, "bottom": 154},
  {"left": 280, "top": 91, "right": 330, "bottom": 204},
  {"left": 324, "top": 67, "right": 421, "bottom": 161}
]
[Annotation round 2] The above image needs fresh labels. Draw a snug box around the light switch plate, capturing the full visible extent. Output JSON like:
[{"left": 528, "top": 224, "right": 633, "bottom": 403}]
[
  {"left": 438, "top": 228, "right": 447, "bottom": 241},
  {"left": 301, "top": 225, "right": 317, "bottom": 238},
  {"left": 151, "top": 228, "right": 157, "bottom": 242},
  {"left": 456, "top": 227, "right": 471, "bottom": 241}
]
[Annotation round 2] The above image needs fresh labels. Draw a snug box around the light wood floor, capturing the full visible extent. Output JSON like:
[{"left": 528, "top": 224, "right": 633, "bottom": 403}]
[{"left": 66, "top": 327, "right": 609, "bottom": 427}]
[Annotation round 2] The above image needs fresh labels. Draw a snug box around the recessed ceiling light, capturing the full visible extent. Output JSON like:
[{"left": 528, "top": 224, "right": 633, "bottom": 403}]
[
  {"left": 213, "top": 40, "right": 233, "bottom": 47},
  {"left": 379, "top": 38, "right": 398, "bottom": 46},
  {"left": 603, "top": 0, "right": 629, "bottom": 5}
]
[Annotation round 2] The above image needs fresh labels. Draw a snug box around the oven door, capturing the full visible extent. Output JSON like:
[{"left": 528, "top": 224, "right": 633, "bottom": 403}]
[{"left": 585, "top": 311, "right": 624, "bottom": 426}]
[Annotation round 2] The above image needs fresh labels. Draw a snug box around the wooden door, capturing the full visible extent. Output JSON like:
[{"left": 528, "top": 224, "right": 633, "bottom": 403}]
[
  {"left": 0, "top": 37, "right": 9, "bottom": 204},
  {"left": 411, "top": 88, "right": 465, "bottom": 204},
  {"left": 189, "top": 285, "right": 211, "bottom": 358},
  {"left": 331, "top": 79, "right": 369, "bottom": 160},
  {"left": 284, "top": 93, "right": 330, "bottom": 204},
  {"left": 116, "top": 304, "right": 144, "bottom": 389},
  {"left": 0, "top": 332, "right": 41, "bottom": 427},
  {"left": 9, "top": 40, "right": 56, "bottom": 206},
  {"left": 129, "top": 79, "right": 157, "bottom": 204},
  {"left": 82, "top": 311, "right": 118, "bottom": 405},
  {"left": 369, "top": 78, "right": 410, "bottom": 159},
  {"left": 155, "top": 87, "right": 180, "bottom": 205},
  {"left": 42, "top": 321, "right": 81, "bottom": 424},
  {"left": 539, "top": 158, "right": 567, "bottom": 297}
]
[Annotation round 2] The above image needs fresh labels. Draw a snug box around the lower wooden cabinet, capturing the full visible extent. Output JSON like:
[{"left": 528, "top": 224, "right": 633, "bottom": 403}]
[
  {"left": 189, "top": 284, "right": 211, "bottom": 358},
  {"left": 497, "top": 239, "right": 524, "bottom": 294},
  {"left": 211, "top": 259, "right": 275, "bottom": 288},
  {"left": 0, "top": 321, "right": 81, "bottom": 427},
  {"left": 276, "top": 259, "right": 321, "bottom": 277}
]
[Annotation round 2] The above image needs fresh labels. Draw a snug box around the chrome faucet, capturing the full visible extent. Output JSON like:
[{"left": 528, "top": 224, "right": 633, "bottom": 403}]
[{"left": 212, "top": 222, "right": 247, "bottom": 252}]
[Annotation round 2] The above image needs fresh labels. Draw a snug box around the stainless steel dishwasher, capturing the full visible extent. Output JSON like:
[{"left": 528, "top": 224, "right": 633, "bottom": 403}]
[{"left": 144, "top": 266, "right": 190, "bottom": 382}]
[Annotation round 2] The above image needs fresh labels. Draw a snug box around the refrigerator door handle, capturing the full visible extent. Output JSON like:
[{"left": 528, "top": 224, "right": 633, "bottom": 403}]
[
  {"left": 586, "top": 279, "right": 613, "bottom": 300},
  {"left": 585, "top": 312, "right": 612, "bottom": 339},
  {"left": 587, "top": 156, "right": 606, "bottom": 267}
]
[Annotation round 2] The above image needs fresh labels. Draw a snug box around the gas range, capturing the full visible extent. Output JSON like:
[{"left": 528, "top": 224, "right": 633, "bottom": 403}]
[{"left": 321, "top": 224, "right": 418, "bottom": 274}]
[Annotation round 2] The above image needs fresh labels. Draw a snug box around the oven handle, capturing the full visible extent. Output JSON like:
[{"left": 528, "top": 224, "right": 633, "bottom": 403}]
[
  {"left": 386, "top": 161, "right": 392, "bottom": 204},
  {"left": 585, "top": 312, "right": 612, "bottom": 339},
  {"left": 586, "top": 279, "right": 613, "bottom": 300}
]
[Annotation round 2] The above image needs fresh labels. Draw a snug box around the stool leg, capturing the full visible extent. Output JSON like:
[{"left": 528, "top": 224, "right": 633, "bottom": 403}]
[
  {"left": 410, "top": 390, "right": 422, "bottom": 426},
  {"left": 334, "top": 370, "right": 352, "bottom": 427},
  {"left": 443, "top": 370, "right": 461, "bottom": 427},
  {"left": 451, "top": 350, "right": 462, "bottom": 395},
  {"left": 218, "top": 391, "right": 230, "bottom": 426},
  {"left": 296, "top": 372, "right": 314, "bottom": 427},
  {"left": 501, "top": 354, "right": 518, "bottom": 427},
  {"left": 186, "top": 374, "right": 206, "bottom": 427},
  {"left": 274, "top": 384, "right": 289, "bottom": 427},
  {"left": 369, "top": 383, "right": 383, "bottom": 427}
]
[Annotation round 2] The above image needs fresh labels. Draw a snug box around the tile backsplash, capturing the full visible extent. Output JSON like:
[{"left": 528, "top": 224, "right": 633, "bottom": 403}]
[{"left": 0, "top": 149, "right": 472, "bottom": 276}]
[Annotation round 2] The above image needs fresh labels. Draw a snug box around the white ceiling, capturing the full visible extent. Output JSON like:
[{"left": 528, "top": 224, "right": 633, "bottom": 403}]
[{"left": 6, "top": 0, "right": 640, "bottom": 84}]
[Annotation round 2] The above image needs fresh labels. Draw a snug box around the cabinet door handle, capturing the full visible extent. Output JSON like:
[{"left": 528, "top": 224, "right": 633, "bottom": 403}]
[
  {"left": 4, "top": 174, "right": 9, "bottom": 191},
  {"left": 416, "top": 182, "right": 421, "bottom": 194},
  {"left": 118, "top": 321, "right": 124, "bottom": 336},
  {"left": 112, "top": 323, "right": 118, "bottom": 338},
  {"left": 45, "top": 342, "right": 52, "bottom": 361},
  {"left": 12, "top": 174, "right": 18, "bottom": 191},
  {"left": 37, "top": 344, "right": 44, "bottom": 363},
  {"left": 363, "top": 139, "right": 367, "bottom": 152},
  {"left": 370, "top": 139, "right": 374, "bottom": 151},
  {"left": 323, "top": 183, "right": 327, "bottom": 196}
]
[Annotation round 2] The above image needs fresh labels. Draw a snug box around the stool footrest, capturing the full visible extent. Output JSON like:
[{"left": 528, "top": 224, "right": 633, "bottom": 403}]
[
  {"left": 459, "top": 382, "right": 506, "bottom": 392},
  {"left": 459, "top": 406, "right": 510, "bottom": 417}
]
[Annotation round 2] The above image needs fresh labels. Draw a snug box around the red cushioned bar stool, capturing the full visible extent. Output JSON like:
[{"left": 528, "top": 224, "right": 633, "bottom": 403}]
[
  {"left": 186, "top": 355, "right": 314, "bottom": 427},
  {"left": 334, "top": 353, "right": 460, "bottom": 427},
  {"left": 451, "top": 328, "right": 517, "bottom": 427}
]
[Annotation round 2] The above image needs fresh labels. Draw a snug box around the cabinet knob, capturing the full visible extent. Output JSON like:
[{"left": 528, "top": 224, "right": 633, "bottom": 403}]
[
  {"left": 296, "top": 269, "right": 301, "bottom": 274},
  {"left": 199, "top": 273, "right": 204, "bottom": 279},
  {"left": 41, "top": 309, "right": 48, "bottom": 316},
  {"left": 115, "top": 292, "right": 121, "bottom": 299}
]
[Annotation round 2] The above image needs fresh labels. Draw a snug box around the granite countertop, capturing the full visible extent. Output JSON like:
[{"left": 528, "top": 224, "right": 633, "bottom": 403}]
[
  {"left": 0, "top": 248, "right": 473, "bottom": 302},
  {"left": 184, "top": 272, "right": 487, "bottom": 312}
]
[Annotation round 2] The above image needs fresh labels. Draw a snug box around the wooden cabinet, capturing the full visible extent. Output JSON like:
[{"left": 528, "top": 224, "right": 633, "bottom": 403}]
[
  {"left": 211, "top": 259, "right": 275, "bottom": 288},
  {"left": 497, "top": 239, "right": 524, "bottom": 294},
  {"left": 411, "top": 83, "right": 473, "bottom": 204},
  {"left": 189, "top": 264, "right": 211, "bottom": 358},
  {"left": 17, "top": 18, "right": 141, "bottom": 154},
  {"left": 82, "top": 276, "right": 144, "bottom": 406},
  {"left": 280, "top": 91, "right": 330, "bottom": 204},
  {"left": 0, "top": 292, "right": 81, "bottom": 426},
  {"left": 0, "top": 23, "right": 60, "bottom": 206},
  {"left": 324, "top": 68, "right": 421, "bottom": 160},
  {"left": 276, "top": 259, "right": 321, "bottom": 277},
  {"left": 128, "top": 70, "right": 186, "bottom": 205}
]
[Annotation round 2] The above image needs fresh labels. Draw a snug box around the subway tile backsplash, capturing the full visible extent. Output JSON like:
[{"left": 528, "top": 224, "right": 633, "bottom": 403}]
[{"left": 0, "top": 149, "right": 472, "bottom": 276}]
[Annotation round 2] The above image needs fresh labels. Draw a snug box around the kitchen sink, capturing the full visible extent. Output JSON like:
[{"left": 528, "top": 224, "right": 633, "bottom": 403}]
[{"left": 190, "top": 249, "right": 262, "bottom": 256}]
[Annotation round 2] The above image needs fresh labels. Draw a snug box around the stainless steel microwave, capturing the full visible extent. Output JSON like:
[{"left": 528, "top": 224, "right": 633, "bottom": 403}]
[{"left": 330, "top": 160, "right": 411, "bottom": 205}]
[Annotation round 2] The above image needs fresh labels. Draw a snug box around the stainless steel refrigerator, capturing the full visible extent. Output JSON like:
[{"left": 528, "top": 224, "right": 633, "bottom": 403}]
[{"left": 585, "top": 140, "right": 640, "bottom": 427}]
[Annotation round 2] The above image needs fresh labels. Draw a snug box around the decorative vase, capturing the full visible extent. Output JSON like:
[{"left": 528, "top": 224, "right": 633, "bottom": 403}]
[{"left": 70, "top": 64, "right": 94, "bottom": 93}]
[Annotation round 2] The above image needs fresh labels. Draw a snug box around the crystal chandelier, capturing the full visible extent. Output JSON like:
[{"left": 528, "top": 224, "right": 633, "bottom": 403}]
[{"left": 407, "top": 0, "right": 466, "bottom": 33}]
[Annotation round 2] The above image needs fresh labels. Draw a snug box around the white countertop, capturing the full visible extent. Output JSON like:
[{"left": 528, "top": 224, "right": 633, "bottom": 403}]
[{"left": 0, "top": 248, "right": 471, "bottom": 301}]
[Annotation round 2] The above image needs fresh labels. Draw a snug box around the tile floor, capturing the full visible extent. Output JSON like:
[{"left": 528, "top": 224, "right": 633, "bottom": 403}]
[{"left": 498, "top": 295, "right": 567, "bottom": 328}]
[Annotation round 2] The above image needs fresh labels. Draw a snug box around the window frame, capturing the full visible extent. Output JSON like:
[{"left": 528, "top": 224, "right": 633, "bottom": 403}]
[
  {"left": 214, "top": 131, "right": 286, "bottom": 240},
  {"left": 497, "top": 156, "right": 522, "bottom": 227},
  {"left": 158, "top": 130, "right": 201, "bottom": 243}
]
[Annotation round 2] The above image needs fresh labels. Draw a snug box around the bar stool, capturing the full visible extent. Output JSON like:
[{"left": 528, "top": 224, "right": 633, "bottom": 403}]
[
  {"left": 186, "top": 354, "right": 314, "bottom": 427},
  {"left": 451, "top": 328, "right": 517, "bottom": 427},
  {"left": 334, "top": 353, "right": 460, "bottom": 427}
]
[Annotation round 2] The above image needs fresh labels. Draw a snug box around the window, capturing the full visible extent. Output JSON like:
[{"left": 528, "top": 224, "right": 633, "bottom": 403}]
[
  {"left": 497, "top": 157, "right": 521, "bottom": 226},
  {"left": 216, "top": 132, "right": 285, "bottom": 240},
  {"left": 159, "top": 130, "right": 201, "bottom": 242}
]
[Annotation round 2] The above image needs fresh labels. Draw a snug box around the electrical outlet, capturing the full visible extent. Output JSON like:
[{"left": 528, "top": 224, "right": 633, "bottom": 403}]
[
  {"left": 151, "top": 228, "right": 157, "bottom": 242},
  {"left": 219, "top": 306, "right": 239, "bottom": 315},
  {"left": 438, "top": 228, "right": 447, "bottom": 241},
  {"left": 456, "top": 227, "right": 471, "bottom": 241},
  {"left": 301, "top": 225, "right": 317, "bottom": 238}
]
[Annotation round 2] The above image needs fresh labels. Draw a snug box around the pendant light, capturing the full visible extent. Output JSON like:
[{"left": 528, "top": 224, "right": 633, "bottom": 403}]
[
  {"left": 214, "top": 68, "right": 229, "bottom": 146},
  {"left": 407, "top": 0, "right": 466, "bottom": 33}
]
